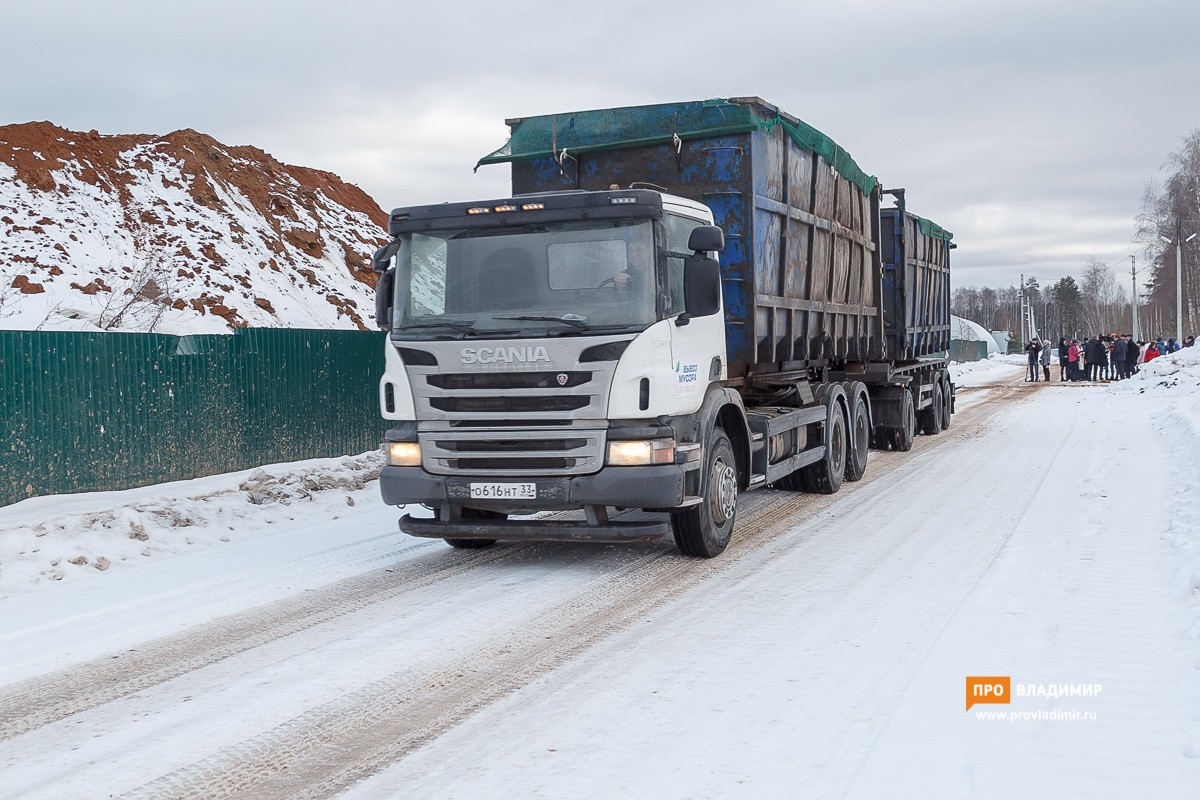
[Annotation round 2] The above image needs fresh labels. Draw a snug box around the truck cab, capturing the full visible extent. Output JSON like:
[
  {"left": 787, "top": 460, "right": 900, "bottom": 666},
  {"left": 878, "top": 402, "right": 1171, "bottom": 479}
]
[{"left": 374, "top": 188, "right": 737, "bottom": 554}]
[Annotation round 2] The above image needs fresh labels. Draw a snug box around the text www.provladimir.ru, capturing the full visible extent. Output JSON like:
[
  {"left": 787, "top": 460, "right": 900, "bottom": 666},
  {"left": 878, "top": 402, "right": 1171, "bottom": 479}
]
[{"left": 974, "top": 709, "right": 1099, "bottom": 721}]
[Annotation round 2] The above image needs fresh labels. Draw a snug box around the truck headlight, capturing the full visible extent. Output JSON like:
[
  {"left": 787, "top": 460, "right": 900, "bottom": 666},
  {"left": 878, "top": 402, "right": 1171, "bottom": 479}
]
[
  {"left": 386, "top": 442, "right": 422, "bottom": 467},
  {"left": 606, "top": 438, "right": 675, "bottom": 466}
]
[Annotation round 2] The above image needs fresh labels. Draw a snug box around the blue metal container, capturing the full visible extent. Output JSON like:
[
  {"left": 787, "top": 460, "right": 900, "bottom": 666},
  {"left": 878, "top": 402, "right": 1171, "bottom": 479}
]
[
  {"left": 482, "top": 97, "right": 889, "bottom": 377},
  {"left": 880, "top": 206, "right": 953, "bottom": 359}
]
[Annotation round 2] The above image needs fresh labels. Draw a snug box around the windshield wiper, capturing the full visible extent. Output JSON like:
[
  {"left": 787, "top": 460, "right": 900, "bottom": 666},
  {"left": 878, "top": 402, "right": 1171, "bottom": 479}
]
[
  {"left": 495, "top": 315, "right": 589, "bottom": 329},
  {"left": 396, "top": 320, "right": 479, "bottom": 334}
]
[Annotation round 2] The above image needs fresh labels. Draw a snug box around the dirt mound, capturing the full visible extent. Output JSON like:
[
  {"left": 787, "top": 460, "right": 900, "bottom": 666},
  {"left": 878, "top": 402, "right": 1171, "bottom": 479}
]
[{"left": 0, "top": 122, "right": 389, "bottom": 332}]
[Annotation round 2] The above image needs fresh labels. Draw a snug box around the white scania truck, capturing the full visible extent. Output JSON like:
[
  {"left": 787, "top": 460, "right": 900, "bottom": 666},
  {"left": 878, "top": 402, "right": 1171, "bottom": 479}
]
[{"left": 372, "top": 98, "right": 953, "bottom": 557}]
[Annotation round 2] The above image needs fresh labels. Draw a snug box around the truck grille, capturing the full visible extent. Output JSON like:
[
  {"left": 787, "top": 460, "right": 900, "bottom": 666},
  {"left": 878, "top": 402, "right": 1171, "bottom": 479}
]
[
  {"left": 430, "top": 395, "right": 591, "bottom": 413},
  {"left": 427, "top": 371, "right": 592, "bottom": 390},
  {"left": 421, "top": 429, "right": 604, "bottom": 476}
]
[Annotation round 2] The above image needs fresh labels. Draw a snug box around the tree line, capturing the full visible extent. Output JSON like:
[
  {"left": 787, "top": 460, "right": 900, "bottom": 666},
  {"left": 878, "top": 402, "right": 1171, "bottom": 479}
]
[{"left": 954, "top": 130, "right": 1200, "bottom": 344}]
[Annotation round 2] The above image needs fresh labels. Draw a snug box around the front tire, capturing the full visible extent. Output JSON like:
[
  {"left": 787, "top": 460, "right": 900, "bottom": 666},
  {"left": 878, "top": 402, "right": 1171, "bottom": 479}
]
[{"left": 671, "top": 429, "right": 738, "bottom": 558}]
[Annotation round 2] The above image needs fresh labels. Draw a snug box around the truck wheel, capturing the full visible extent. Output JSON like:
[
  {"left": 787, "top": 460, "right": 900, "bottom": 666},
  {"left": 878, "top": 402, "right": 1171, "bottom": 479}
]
[
  {"left": 802, "top": 400, "right": 846, "bottom": 494},
  {"left": 844, "top": 388, "right": 869, "bottom": 482},
  {"left": 919, "top": 378, "right": 943, "bottom": 436},
  {"left": 445, "top": 508, "right": 501, "bottom": 549},
  {"left": 889, "top": 389, "right": 915, "bottom": 452},
  {"left": 938, "top": 372, "right": 953, "bottom": 430},
  {"left": 671, "top": 429, "right": 737, "bottom": 558}
]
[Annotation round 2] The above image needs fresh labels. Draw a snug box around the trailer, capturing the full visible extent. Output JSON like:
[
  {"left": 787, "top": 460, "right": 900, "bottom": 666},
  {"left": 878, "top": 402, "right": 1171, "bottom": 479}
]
[{"left": 373, "top": 97, "right": 954, "bottom": 556}]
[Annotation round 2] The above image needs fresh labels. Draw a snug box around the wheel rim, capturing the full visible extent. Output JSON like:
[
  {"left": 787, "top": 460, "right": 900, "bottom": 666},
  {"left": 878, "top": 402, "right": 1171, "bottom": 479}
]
[
  {"left": 854, "top": 408, "right": 868, "bottom": 463},
  {"left": 711, "top": 457, "right": 738, "bottom": 525},
  {"left": 831, "top": 415, "right": 845, "bottom": 473}
]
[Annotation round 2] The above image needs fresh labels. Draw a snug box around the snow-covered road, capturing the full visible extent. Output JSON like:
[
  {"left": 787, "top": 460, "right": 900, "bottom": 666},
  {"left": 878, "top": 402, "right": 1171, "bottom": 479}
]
[{"left": 1, "top": 355, "right": 1198, "bottom": 799}]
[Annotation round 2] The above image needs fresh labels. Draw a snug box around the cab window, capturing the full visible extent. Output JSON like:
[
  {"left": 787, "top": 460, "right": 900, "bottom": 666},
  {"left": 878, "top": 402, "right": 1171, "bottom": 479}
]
[{"left": 663, "top": 213, "right": 706, "bottom": 316}]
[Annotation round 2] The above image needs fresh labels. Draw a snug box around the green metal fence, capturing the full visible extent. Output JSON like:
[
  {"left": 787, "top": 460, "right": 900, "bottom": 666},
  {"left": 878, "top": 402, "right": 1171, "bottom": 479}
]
[
  {"left": 0, "top": 329, "right": 388, "bottom": 507},
  {"left": 949, "top": 339, "right": 990, "bottom": 363}
]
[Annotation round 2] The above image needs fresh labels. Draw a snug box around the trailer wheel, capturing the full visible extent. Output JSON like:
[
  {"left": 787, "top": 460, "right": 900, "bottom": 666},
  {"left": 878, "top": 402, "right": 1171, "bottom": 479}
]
[
  {"left": 938, "top": 372, "right": 953, "bottom": 431},
  {"left": 671, "top": 428, "right": 737, "bottom": 558},
  {"left": 444, "top": 508, "right": 501, "bottom": 549},
  {"left": 844, "top": 387, "right": 870, "bottom": 482},
  {"left": 802, "top": 399, "right": 846, "bottom": 494},
  {"left": 889, "top": 389, "right": 916, "bottom": 452},
  {"left": 919, "top": 378, "right": 944, "bottom": 436}
]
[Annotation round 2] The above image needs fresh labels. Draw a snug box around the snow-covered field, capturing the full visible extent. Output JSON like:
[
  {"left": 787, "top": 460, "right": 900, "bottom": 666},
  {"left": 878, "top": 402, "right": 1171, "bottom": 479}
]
[{"left": 1, "top": 354, "right": 1199, "bottom": 798}]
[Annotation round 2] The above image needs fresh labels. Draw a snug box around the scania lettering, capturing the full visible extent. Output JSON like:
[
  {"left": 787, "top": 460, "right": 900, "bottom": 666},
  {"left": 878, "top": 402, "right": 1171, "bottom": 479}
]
[
  {"left": 460, "top": 346, "right": 552, "bottom": 365},
  {"left": 372, "top": 98, "right": 954, "bottom": 557}
]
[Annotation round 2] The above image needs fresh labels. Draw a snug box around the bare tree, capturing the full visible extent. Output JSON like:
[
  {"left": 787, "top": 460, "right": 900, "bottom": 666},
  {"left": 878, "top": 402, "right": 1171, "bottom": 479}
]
[
  {"left": 98, "top": 222, "right": 177, "bottom": 332},
  {"left": 1137, "top": 130, "right": 1200, "bottom": 337},
  {"left": 0, "top": 282, "right": 18, "bottom": 320}
]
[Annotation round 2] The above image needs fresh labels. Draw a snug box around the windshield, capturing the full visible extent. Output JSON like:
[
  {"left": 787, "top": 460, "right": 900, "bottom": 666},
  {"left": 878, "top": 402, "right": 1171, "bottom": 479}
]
[{"left": 390, "top": 219, "right": 657, "bottom": 337}]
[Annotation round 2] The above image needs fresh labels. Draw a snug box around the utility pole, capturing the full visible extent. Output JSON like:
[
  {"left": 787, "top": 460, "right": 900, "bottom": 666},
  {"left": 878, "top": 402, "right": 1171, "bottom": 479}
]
[
  {"left": 1019, "top": 273, "right": 1026, "bottom": 343},
  {"left": 1130, "top": 254, "right": 1139, "bottom": 341},
  {"left": 1161, "top": 220, "right": 1197, "bottom": 344}
]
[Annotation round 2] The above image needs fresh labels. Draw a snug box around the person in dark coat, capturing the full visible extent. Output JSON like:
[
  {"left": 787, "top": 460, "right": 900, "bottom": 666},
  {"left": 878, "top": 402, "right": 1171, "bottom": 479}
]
[
  {"left": 1184, "top": 335, "right": 1195, "bottom": 348},
  {"left": 1111, "top": 335, "right": 1129, "bottom": 380},
  {"left": 1024, "top": 338, "right": 1042, "bottom": 381},
  {"left": 1127, "top": 337, "right": 1142, "bottom": 375},
  {"left": 1058, "top": 337, "right": 1069, "bottom": 381},
  {"left": 1085, "top": 337, "right": 1105, "bottom": 381}
]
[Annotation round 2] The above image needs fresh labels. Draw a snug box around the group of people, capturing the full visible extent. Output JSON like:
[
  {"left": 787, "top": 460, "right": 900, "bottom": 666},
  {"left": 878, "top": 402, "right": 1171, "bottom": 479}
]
[{"left": 1024, "top": 334, "right": 1195, "bottom": 383}]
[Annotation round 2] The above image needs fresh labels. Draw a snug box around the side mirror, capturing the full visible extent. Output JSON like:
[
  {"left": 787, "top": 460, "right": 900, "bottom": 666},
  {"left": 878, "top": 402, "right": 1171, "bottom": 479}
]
[
  {"left": 375, "top": 269, "right": 395, "bottom": 329},
  {"left": 687, "top": 225, "right": 725, "bottom": 253},
  {"left": 372, "top": 239, "right": 402, "bottom": 273},
  {"left": 682, "top": 253, "right": 721, "bottom": 320}
]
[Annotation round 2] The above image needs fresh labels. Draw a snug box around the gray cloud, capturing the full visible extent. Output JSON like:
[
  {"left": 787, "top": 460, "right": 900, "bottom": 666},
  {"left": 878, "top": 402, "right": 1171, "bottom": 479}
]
[{"left": 5, "top": 0, "right": 1199, "bottom": 288}]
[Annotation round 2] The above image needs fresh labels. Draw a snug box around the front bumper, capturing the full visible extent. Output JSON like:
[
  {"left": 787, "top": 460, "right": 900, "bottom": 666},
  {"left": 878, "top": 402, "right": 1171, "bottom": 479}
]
[
  {"left": 379, "top": 463, "right": 689, "bottom": 511},
  {"left": 382, "top": 463, "right": 693, "bottom": 543}
]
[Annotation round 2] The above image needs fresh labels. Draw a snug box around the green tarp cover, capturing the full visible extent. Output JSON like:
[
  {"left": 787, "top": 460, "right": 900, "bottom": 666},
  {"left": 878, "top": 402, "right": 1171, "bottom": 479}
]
[
  {"left": 478, "top": 98, "right": 879, "bottom": 197},
  {"left": 915, "top": 215, "right": 954, "bottom": 242}
]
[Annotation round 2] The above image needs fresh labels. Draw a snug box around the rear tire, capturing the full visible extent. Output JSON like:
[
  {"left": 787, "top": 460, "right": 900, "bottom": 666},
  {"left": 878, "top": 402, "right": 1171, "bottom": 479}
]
[
  {"left": 919, "top": 378, "right": 944, "bottom": 436},
  {"left": 802, "top": 400, "right": 846, "bottom": 494},
  {"left": 889, "top": 389, "right": 916, "bottom": 452},
  {"left": 938, "top": 372, "right": 953, "bottom": 430},
  {"left": 445, "top": 507, "right": 501, "bottom": 549},
  {"left": 844, "top": 387, "right": 869, "bottom": 482},
  {"left": 671, "top": 429, "right": 738, "bottom": 558}
]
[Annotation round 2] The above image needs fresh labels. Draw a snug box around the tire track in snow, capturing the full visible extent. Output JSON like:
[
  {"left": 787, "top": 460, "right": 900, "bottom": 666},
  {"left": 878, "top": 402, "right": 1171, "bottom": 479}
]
[
  {"left": 116, "top": 382, "right": 1044, "bottom": 800},
  {"left": 0, "top": 540, "right": 539, "bottom": 740}
]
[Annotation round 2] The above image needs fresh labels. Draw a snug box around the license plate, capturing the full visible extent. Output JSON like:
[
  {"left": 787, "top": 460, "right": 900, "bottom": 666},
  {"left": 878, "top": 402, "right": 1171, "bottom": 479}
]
[{"left": 469, "top": 482, "right": 537, "bottom": 500}]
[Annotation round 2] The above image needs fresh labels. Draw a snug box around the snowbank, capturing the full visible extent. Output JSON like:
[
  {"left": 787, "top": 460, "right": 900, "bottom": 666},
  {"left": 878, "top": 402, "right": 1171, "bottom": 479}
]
[
  {"left": 1113, "top": 344, "right": 1200, "bottom": 396},
  {"left": 0, "top": 451, "right": 386, "bottom": 596},
  {"left": 949, "top": 353, "right": 1025, "bottom": 388}
]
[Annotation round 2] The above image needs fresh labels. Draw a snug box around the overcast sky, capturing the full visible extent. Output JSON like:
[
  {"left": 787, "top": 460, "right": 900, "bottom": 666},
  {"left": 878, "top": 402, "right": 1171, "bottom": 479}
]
[{"left": 4, "top": 0, "right": 1199, "bottom": 288}]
